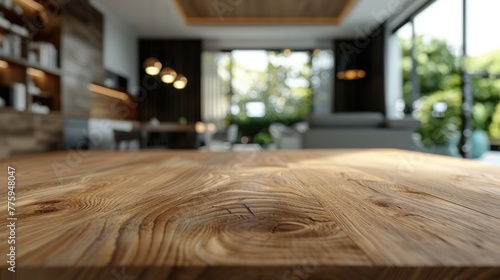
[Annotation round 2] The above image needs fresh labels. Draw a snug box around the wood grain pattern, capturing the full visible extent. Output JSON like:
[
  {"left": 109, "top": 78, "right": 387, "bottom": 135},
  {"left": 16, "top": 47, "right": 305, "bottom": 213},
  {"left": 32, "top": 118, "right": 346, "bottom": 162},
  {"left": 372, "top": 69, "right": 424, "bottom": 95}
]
[
  {"left": 90, "top": 92, "right": 137, "bottom": 121},
  {"left": 0, "top": 149, "right": 500, "bottom": 280},
  {"left": 61, "top": 0, "right": 104, "bottom": 118},
  {"left": 173, "top": 0, "right": 357, "bottom": 25},
  {"left": 0, "top": 109, "right": 63, "bottom": 158}
]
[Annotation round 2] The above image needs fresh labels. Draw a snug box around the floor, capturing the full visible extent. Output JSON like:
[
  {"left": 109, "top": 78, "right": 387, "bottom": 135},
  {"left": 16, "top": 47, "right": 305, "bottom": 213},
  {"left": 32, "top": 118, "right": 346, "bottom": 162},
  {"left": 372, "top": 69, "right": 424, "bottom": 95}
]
[{"left": 478, "top": 151, "right": 500, "bottom": 166}]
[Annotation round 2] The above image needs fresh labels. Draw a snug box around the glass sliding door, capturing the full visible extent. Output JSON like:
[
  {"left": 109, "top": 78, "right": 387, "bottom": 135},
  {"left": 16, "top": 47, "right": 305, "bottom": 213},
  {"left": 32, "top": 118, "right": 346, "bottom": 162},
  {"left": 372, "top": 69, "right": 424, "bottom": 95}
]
[{"left": 466, "top": 0, "right": 500, "bottom": 149}]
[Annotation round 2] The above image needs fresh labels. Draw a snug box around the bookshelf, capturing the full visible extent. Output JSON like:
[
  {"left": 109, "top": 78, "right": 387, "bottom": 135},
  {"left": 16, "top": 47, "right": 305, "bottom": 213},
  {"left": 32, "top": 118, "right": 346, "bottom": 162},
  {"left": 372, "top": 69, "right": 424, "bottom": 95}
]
[
  {"left": 0, "top": 0, "right": 109, "bottom": 157},
  {"left": 0, "top": 0, "right": 62, "bottom": 114}
]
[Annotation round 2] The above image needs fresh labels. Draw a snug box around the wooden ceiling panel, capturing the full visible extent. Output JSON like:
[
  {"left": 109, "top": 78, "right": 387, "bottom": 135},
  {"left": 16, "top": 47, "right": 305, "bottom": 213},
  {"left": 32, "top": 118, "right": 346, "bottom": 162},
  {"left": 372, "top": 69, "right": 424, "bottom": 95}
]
[{"left": 173, "top": 0, "right": 357, "bottom": 24}]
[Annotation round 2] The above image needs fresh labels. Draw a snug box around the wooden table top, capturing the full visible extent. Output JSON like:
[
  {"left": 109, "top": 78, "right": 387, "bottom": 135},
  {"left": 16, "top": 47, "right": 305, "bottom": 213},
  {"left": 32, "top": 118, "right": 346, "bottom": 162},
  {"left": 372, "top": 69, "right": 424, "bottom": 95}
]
[{"left": 1, "top": 149, "right": 499, "bottom": 280}]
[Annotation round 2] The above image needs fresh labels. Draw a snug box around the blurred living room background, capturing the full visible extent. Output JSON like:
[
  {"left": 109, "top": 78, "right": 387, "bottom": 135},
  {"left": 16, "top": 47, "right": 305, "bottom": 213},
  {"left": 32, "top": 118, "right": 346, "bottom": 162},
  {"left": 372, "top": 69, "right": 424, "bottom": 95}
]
[{"left": 0, "top": 0, "right": 499, "bottom": 164}]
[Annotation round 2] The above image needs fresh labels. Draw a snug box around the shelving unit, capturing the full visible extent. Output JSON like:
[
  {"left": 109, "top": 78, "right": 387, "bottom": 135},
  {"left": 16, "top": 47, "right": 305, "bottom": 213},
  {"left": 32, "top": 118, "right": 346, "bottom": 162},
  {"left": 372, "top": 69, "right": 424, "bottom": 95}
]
[
  {"left": 0, "top": 0, "right": 62, "bottom": 114},
  {"left": 0, "top": 0, "right": 110, "bottom": 157},
  {"left": 0, "top": 53, "right": 62, "bottom": 75}
]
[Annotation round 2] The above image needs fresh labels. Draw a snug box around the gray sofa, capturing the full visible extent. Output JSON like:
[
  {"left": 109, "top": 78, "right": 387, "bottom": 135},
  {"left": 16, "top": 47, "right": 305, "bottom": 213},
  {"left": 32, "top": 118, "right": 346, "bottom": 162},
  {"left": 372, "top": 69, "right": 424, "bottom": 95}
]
[{"left": 303, "top": 113, "right": 420, "bottom": 150}]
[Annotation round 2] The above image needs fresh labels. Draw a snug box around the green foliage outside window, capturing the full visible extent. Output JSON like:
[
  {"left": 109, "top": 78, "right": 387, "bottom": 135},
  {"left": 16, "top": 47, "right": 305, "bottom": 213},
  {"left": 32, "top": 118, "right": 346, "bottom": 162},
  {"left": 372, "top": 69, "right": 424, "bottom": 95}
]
[
  {"left": 225, "top": 51, "right": 313, "bottom": 140},
  {"left": 491, "top": 103, "right": 500, "bottom": 139},
  {"left": 414, "top": 90, "right": 462, "bottom": 145},
  {"left": 402, "top": 37, "right": 500, "bottom": 143}
]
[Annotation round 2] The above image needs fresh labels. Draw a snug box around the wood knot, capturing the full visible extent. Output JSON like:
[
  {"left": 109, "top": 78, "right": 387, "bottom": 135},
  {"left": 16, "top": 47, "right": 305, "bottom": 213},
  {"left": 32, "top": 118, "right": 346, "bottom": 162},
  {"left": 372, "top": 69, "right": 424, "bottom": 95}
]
[
  {"left": 373, "top": 200, "right": 390, "bottom": 208},
  {"left": 38, "top": 200, "right": 63, "bottom": 205},
  {"left": 34, "top": 208, "right": 59, "bottom": 214},
  {"left": 31, "top": 200, "right": 65, "bottom": 215}
]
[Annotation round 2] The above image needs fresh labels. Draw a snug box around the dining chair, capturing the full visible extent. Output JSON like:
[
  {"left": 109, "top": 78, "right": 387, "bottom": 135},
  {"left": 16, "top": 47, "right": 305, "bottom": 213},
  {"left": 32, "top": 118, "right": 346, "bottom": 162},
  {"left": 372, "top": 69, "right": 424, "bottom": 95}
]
[{"left": 113, "top": 129, "right": 141, "bottom": 150}]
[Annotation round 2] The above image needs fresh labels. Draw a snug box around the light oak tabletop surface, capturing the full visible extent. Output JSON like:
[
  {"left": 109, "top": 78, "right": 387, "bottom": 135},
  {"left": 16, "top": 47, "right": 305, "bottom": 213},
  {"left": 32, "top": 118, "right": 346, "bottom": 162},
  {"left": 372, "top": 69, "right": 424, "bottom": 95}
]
[{"left": 0, "top": 149, "right": 499, "bottom": 279}]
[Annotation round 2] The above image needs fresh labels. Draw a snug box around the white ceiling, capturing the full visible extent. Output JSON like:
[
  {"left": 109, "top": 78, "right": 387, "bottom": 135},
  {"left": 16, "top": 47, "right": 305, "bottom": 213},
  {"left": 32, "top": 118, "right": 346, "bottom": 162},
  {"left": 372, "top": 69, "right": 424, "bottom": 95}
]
[{"left": 94, "top": 0, "right": 408, "bottom": 48}]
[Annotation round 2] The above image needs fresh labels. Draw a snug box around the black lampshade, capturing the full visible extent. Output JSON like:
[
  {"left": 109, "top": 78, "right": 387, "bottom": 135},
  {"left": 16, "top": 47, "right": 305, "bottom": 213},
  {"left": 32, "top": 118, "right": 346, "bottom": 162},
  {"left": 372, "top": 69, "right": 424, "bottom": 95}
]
[{"left": 337, "top": 52, "right": 366, "bottom": 81}]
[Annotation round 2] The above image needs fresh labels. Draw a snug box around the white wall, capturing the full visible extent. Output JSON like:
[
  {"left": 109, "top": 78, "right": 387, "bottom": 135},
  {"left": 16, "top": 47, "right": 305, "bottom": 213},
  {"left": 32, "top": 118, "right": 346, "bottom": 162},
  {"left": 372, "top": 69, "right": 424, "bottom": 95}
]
[
  {"left": 90, "top": 0, "right": 139, "bottom": 93},
  {"left": 87, "top": 1, "right": 140, "bottom": 150}
]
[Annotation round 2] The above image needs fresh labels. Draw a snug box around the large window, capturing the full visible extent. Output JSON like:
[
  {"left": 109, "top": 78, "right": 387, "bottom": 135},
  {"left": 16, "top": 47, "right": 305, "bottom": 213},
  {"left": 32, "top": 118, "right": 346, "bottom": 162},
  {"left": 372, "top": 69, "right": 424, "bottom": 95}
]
[
  {"left": 396, "top": 0, "right": 463, "bottom": 113},
  {"left": 229, "top": 50, "right": 313, "bottom": 123},
  {"left": 203, "top": 49, "right": 333, "bottom": 141},
  {"left": 466, "top": 0, "right": 500, "bottom": 140},
  {"left": 390, "top": 0, "right": 500, "bottom": 155}
]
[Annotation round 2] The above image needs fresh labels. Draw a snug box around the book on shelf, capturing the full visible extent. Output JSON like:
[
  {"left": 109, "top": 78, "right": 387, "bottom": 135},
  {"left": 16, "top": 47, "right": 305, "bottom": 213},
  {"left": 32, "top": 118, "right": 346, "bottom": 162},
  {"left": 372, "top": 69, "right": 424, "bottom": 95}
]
[
  {"left": 0, "top": 0, "right": 25, "bottom": 16},
  {"left": 0, "top": 0, "right": 15, "bottom": 11},
  {"left": 0, "top": 7, "right": 29, "bottom": 36},
  {"left": 0, "top": 33, "right": 22, "bottom": 58},
  {"left": 0, "top": 83, "right": 26, "bottom": 111},
  {"left": 10, "top": 23, "right": 29, "bottom": 37},
  {"left": 31, "top": 102, "right": 50, "bottom": 114},
  {"left": 29, "top": 41, "right": 58, "bottom": 69},
  {"left": 0, "top": 15, "right": 12, "bottom": 29}
]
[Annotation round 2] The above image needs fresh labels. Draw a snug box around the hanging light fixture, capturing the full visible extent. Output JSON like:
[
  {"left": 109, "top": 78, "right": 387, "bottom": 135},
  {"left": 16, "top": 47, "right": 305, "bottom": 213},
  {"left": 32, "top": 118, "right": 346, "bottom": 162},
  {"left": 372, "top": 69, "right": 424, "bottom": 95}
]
[
  {"left": 160, "top": 67, "right": 177, "bottom": 84},
  {"left": 144, "top": 57, "right": 162, "bottom": 76},
  {"left": 173, "top": 74, "right": 188, "bottom": 89},
  {"left": 337, "top": 69, "right": 366, "bottom": 80},
  {"left": 336, "top": 52, "right": 366, "bottom": 81}
]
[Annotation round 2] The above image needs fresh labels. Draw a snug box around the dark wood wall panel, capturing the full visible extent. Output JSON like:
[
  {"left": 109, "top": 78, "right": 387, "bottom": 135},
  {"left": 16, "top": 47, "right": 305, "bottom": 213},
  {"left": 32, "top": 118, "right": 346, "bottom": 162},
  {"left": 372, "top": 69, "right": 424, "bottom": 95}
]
[
  {"left": 138, "top": 40, "right": 202, "bottom": 124},
  {"left": 334, "top": 26, "right": 386, "bottom": 114},
  {"left": 61, "top": 0, "right": 105, "bottom": 118}
]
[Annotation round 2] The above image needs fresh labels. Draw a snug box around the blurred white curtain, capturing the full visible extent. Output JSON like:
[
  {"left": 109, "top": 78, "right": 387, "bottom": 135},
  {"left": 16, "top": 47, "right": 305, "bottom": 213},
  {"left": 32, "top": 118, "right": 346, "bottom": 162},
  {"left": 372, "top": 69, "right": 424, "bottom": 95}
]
[
  {"left": 311, "top": 50, "right": 334, "bottom": 115},
  {"left": 201, "top": 52, "right": 230, "bottom": 129}
]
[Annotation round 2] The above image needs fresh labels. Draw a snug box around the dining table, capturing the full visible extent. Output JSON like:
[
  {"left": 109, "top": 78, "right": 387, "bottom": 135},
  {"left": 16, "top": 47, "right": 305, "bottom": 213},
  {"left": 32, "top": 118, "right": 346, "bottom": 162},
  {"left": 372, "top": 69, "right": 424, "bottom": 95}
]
[
  {"left": 1, "top": 149, "right": 499, "bottom": 279},
  {"left": 139, "top": 122, "right": 197, "bottom": 149}
]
